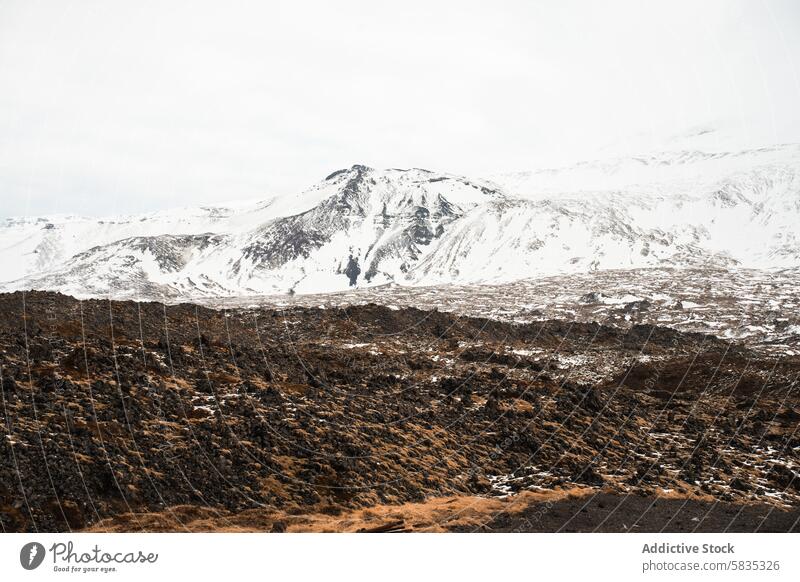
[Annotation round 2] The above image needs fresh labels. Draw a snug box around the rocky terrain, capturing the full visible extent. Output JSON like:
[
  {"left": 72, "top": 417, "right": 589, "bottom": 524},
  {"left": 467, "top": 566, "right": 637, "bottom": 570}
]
[
  {"left": 1, "top": 290, "right": 799, "bottom": 532},
  {"left": 211, "top": 267, "right": 800, "bottom": 356}
]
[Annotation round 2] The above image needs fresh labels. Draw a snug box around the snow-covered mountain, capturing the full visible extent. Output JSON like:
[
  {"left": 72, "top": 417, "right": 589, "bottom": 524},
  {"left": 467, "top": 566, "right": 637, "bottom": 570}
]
[{"left": 1, "top": 143, "right": 798, "bottom": 299}]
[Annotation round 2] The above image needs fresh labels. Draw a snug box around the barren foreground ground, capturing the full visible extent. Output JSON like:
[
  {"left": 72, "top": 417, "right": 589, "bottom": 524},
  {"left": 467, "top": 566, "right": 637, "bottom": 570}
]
[
  {"left": 86, "top": 491, "right": 800, "bottom": 533},
  {"left": 1, "top": 290, "right": 798, "bottom": 532}
]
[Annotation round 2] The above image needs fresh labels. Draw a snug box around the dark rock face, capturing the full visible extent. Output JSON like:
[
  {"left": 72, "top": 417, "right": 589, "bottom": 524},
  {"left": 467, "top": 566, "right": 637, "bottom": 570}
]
[
  {"left": 0, "top": 291, "right": 798, "bottom": 533},
  {"left": 239, "top": 217, "right": 331, "bottom": 270},
  {"left": 344, "top": 256, "right": 361, "bottom": 286}
]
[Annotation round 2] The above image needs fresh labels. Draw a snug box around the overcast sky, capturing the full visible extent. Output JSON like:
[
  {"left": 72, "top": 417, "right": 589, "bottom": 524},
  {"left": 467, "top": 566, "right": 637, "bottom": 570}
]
[{"left": 1, "top": 0, "right": 799, "bottom": 218}]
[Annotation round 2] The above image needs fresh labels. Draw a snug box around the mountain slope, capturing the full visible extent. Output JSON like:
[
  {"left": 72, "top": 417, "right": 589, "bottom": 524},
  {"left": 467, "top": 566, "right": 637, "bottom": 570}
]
[{"left": 2, "top": 143, "right": 798, "bottom": 299}]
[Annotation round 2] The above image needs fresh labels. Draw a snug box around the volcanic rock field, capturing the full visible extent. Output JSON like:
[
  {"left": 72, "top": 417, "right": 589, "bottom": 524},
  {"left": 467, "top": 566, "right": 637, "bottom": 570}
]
[{"left": 1, "top": 290, "right": 799, "bottom": 532}]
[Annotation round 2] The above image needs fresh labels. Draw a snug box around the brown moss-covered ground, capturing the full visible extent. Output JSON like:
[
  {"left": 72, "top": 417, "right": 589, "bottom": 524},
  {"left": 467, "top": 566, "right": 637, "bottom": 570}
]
[
  {"left": 1, "top": 291, "right": 798, "bottom": 532},
  {"left": 85, "top": 490, "right": 800, "bottom": 533}
]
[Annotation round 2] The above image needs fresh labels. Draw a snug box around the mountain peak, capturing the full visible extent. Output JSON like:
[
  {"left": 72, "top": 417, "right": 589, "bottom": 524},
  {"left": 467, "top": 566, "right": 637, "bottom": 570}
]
[{"left": 324, "top": 164, "right": 373, "bottom": 181}]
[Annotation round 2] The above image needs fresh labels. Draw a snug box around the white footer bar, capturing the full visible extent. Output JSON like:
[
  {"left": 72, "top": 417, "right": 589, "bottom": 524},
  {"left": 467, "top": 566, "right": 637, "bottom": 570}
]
[{"left": 1, "top": 533, "right": 796, "bottom": 581}]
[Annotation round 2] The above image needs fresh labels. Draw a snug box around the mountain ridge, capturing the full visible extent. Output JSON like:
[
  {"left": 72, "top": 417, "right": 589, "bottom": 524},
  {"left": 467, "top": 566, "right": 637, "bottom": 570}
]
[{"left": 2, "top": 144, "right": 798, "bottom": 299}]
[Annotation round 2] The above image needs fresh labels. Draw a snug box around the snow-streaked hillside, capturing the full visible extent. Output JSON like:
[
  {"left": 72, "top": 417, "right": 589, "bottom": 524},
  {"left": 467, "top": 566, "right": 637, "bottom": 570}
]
[
  {"left": 490, "top": 144, "right": 800, "bottom": 200},
  {"left": 1, "top": 143, "right": 798, "bottom": 300},
  {"left": 0, "top": 200, "right": 282, "bottom": 283}
]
